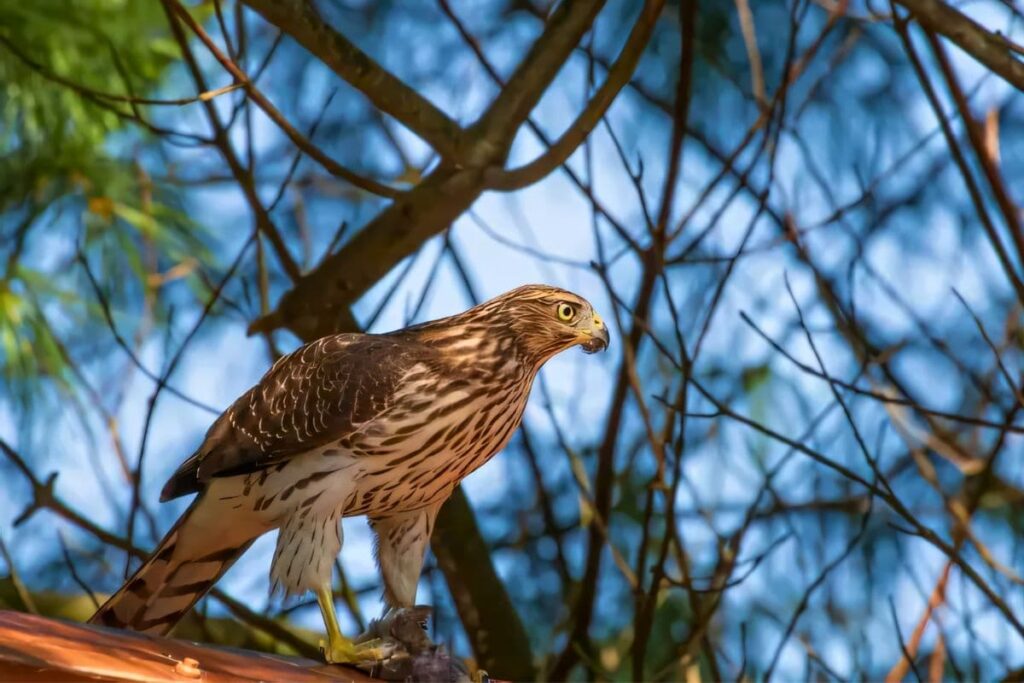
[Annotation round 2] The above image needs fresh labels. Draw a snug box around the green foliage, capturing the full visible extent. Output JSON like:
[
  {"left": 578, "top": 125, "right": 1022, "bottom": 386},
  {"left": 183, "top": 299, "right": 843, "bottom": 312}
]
[
  {"left": 740, "top": 363, "right": 771, "bottom": 394},
  {"left": 0, "top": 0, "right": 215, "bottom": 416},
  {"left": 0, "top": 0, "right": 177, "bottom": 203}
]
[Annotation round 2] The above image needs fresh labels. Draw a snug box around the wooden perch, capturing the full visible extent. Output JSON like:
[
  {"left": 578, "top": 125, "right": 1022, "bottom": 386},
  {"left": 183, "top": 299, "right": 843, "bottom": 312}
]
[
  {"left": 0, "top": 610, "right": 374, "bottom": 682},
  {"left": 0, "top": 610, "right": 488, "bottom": 682}
]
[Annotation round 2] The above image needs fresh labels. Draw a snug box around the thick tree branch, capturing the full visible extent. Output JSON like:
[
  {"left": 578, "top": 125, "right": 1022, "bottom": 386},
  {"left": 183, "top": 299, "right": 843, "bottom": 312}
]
[
  {"left": 893, "top": 0, "right": 1024, "bottom": 92},
  {"left": 239, "top": 0, "right": 465, "bottom": 161},
  {"left": 465, "top": 0, "right": 606, "bottom": 160},
  {"left": 247, "top": 164, "right": 483, "bottom": 338},
  {"left": 431, "top": 490, "right": 535, "bottom": 681},
  {"left": 0, "top": 611, "right": 349, "bottom": 680},
  {"left": 486, "top": 0, "right": 665, "bottom": 191},
  {"left": 924, "top": 29, "right": 1024, "bottom": 266}
]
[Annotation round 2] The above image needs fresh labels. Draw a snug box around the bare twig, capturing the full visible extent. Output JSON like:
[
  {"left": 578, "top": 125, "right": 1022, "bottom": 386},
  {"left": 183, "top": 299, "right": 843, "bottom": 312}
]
[
  {"left": 238, "top": 0, "right": 465, "bottom": 160},
  {"left": 0, "top": 534, "right": 38, "bottom": 615},
  {"left": 168, "top": 0, "right": 400, "bottom": 199}
]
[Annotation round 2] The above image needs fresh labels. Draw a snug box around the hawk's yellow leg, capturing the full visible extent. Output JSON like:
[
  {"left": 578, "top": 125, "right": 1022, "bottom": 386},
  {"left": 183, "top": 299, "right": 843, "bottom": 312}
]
[{"left": 316, "top": 583, "right": 384, "bottom": 664}]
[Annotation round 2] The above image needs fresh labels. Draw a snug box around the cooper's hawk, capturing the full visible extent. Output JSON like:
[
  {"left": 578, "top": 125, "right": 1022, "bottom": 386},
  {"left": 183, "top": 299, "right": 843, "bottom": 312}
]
[{"left": 90, "top": 284, "right": 608, "bottom": 663}]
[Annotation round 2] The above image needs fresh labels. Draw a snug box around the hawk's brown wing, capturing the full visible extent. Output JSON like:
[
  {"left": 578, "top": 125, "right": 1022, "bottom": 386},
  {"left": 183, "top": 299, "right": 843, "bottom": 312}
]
[{"left": 160, "top": 333, "right": 435, "bottom": 501}]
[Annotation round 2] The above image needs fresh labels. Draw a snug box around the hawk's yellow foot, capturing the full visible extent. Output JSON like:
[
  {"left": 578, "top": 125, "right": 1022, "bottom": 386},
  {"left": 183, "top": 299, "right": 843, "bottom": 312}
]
[
  {"left": 320, "top": 635, "right": 386, "bottom": 665},
  {"left": 317, "top": 584, "right": 388, "bottom": 665}
]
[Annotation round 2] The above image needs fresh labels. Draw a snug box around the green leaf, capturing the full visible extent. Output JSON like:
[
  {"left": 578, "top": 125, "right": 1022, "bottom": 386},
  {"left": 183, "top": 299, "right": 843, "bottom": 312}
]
[{"left": 741, "top": 363, "right": 771, "bottom": 393}]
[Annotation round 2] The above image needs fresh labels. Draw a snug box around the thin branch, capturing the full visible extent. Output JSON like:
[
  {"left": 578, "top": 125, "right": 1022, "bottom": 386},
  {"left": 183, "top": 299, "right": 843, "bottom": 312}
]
[
  {"left": 893, "top": 10, "right": 1024, "bottom": 306},
  {"left": 161, "top": 0, "right": 302, "bottom": 283},
  {"left": 0, "top": 535, "right": 38, "bottom": 615},
  {"left": 0, "top": 34, "right": 242, "bottom": 107},
  {"left": 764, "top": 513, "right": 872, "bottom": 682},
  {"left": 885, "top": 562, "right": 952, "bottom": 682},
  {"left": 168, "top": 0, "right": 400, "bottom": 199},
  {"left": 76, "top": 250, "right": 219, "bottom": 416},
  {"left": 888, "top": 596, "right": 925, "bottom": 683},
  {"left": 925, "top": 29, "right": 1024, "bottom": 269},
  {"left": 739, "top": 311, "right": 1024, "bottom": 433},
  {"left": 57, "top": 532, "right": 102, "bottom": 611}
]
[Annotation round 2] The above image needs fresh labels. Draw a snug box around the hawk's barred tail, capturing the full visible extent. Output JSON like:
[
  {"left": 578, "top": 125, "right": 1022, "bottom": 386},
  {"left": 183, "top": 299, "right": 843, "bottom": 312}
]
[{"left": 89, "top": 495, "right": 260, "bottom": 635}]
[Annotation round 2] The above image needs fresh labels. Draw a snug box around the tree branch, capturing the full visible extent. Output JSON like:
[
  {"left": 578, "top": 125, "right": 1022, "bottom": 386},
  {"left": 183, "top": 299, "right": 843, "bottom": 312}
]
[
  {"left": 247, "top": 163, "right": 483, "bottom": 338},
  {"left": 247, "top": 0, "right": 621, "bottom": 338},
  {"left": 892, "top": 11, "right": 1024, "bottom": 305},
  {"left": 431, "top": 489, "right": 535, "bottom": 681},
  {"left": 169, "top": 0, "right": 400, "bottom": 199},
  {"left": 924, "top": 29, "right": 1024, "bottom": 267},
  {"left": 893, "top": 0, "right": 1024, "bottom": 92},
  {"left": 162, "top": 0, "right": 303, "bottom": 282},
  {"left": 0, "top": 611, "right": 339, "bottom": 679},
  {"left": 239, "top": 0, "right": 465, "bottom": 161},
  {"left": 465, "top": 0, "right": 606, "bottom": 160},
  {"left": 486, "top": 0, "right": 664, "bottom": 191}
]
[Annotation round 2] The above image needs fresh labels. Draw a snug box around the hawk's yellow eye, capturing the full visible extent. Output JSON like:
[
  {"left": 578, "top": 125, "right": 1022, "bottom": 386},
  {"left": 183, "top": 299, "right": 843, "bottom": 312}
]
[{"left": 557, "top": 303, "right": 575, "bottom": 321}]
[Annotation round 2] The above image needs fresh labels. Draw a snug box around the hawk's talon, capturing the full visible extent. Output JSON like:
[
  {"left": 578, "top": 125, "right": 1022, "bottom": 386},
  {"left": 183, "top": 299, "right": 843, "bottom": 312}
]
[
  {"left": 319, "top": 635, "right": 388, "bottom": 665},
  {"left": 316, "top": 583, "right": 392, "bottom": 665}
]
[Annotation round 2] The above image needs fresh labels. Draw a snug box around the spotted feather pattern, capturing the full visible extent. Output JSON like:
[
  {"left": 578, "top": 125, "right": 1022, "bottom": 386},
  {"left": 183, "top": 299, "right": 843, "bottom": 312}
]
[{"left": 161, "top": 335, "right": 438, "bottom": 501}]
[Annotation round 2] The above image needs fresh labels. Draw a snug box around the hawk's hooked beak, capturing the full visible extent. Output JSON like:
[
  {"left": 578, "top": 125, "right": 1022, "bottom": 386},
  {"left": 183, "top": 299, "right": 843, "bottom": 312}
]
[{"left": 578, "top": 312, "right": 610, "bottom": 354}]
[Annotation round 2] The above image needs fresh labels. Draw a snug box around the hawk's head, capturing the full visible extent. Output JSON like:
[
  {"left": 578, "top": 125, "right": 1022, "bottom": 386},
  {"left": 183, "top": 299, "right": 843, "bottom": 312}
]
[{"left": 483, "top": 284, "right": 610, "bottom": 361}]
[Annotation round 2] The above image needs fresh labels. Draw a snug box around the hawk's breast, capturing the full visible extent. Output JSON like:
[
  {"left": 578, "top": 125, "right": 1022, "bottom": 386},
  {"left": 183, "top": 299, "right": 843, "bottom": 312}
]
[{"left": 342, "top": 368, "right": 534, "bottom": 515}]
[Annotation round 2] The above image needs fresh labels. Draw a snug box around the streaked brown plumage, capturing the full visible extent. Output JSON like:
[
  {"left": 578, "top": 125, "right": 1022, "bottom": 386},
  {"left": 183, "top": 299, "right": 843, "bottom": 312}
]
[{"left": 89, "top": 284, "right": 608, "bottom": 662}]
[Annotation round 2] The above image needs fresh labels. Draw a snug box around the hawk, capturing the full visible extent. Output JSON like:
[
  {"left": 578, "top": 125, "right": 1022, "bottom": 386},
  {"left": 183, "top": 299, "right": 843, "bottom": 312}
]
[{"left": 90, "top": 284, "right": 609, "bottom": 663}]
